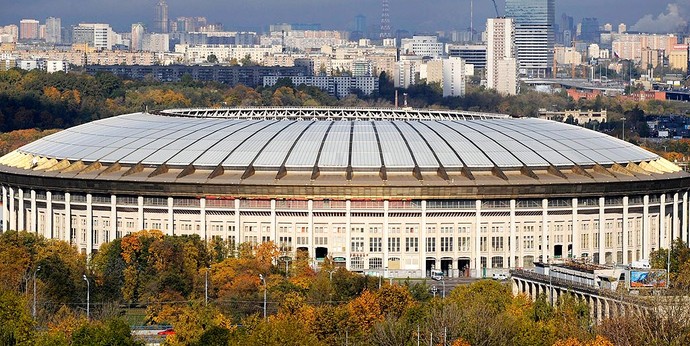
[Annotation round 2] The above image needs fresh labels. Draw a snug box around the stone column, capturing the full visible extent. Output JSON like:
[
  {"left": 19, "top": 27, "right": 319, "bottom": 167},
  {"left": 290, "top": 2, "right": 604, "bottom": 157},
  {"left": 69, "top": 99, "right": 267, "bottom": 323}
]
[
  {"left": 346, "top": 200, "right": 351, "bottom": 269},
  {"left": 660, "top": 194, "right": 666, "bottom": 249},
  {"left": 86, "top": 194, "right": 93, "bottom": 255},
  {"left": 510, "top": 199, "right": 516, "bottom": 268},
  {"left": 542, "top": 198, "right": 548, "bottom": 262},
  {"left": 137, "top": 196, "right": 144, "bottom": 231},
  {"left": 30, "top": 190, "right": 37, "bottom": 233},
  {"left": 64, "top": 192, "right": 71, "bottom": 243},
  {"left": 572, "top": 198, "right": 579, "bottom": 258},
  {"left": 110, "top": 195, "right": 117, "bottom": 242},
  {"left": 308, "top": 200, "right": 314, "bottom": 259},
  {"left": 641, "top": 195, "right": 652, "bottom": 254},
  {"left": 673, "top": 193, "right": 679, "bottom": 242},
  {"left": 474, "top": 200, "right": 482, "bottom": 277},
  {"left": 8, "top": 187, "right": 15, "bottom": 231},
  {"left": 167, "top": 197, "right": 174, "bottom": 235},
  {"left": 623, "top": 196, "right": 629, "bottom": 264},
  {"left": 683, "top": 191, "right": 688, "bottom": 244},
  {"left": 201, "top": 197, "right": 207, "bottom": 241},
  {"left": 384, "top": 200, "right": 390, "bottom": 271},
  {"left": 46, "top": 192, "right": 53, "bottom": 239},
  {"left": 598, "top": 197, "right": 605, "bottom": 264},
  {"left": 18, "top": 188, "right": 24, "bottom": 231},
  {"left": 1, "top": 186, "right": 8, "bottom": 232}
]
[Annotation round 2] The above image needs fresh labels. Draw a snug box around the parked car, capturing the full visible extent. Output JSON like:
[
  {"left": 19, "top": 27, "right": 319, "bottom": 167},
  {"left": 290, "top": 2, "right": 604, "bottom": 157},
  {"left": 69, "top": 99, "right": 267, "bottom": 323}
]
[
  {"left": 492, "top": 273, "right": 508, "bottom": 281},
  {"left": 430, "top": 270, "right": 444, "bottom": 281},
  {"left": 157, "top": 328, "right": 175, "bottom": 336}
]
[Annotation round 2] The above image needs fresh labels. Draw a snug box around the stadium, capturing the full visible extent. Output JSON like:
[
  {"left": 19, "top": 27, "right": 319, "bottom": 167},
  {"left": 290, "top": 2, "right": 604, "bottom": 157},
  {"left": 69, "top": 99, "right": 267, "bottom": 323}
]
[{"left": 0, "top": 107, "right": 689, "bottom": 278}]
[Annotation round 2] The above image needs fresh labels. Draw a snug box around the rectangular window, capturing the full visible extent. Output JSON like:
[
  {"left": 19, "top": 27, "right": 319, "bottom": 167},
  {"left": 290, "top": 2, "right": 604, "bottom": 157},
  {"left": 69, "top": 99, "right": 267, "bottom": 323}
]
[
  {"left": 388, "top": 237, "right": 400, "bottom": 252},
  {"left": 405, "top": 237, "right": 418, "bottom": 252},
  {"left": 441, "top": 237, "right": 453, "bottom": 252},
  {"left": 491, "top": 236, "right": 504, "bottom": 251},
  {"left": 426, "top": 237, "right": 436, "bottom": 252},
  {"left": 370, "top": 237, "right": 382, "bottom": 252},
  {"left": 351, "top": 237, "right": 365, "bottom": 252},
  {"left": 523, "top": 236, "right": 534, "bottom": 250}
]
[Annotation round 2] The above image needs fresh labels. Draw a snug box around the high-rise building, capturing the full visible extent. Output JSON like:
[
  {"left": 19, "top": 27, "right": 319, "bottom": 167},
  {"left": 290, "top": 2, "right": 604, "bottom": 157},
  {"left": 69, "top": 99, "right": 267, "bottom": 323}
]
[
  {"left": 505, "top": 0, "right": 555, "bottom": 78},
  {"left": 442, "top": 57, "right": 466, "bottom": 97},
  {"left": 19, "top": 19, "right": 40, "bottom": 40},
  {"left": 72, "top": 23, "right": 114, "bottom": 50},
  {"left": 580, "top": 18, "right": 600, "bottom": 43},
  {"left": 486, "top": 18, "right": 518, "bottom": 95},
  {"left": 355, "top": 15, "right": 366, "bottom": 33},
  {"left": 154, "top": 0, "right": 169, "bottom": 33},
  {"left": 45, "top": 17, "right": 61, "bottom": 44},
  {"left": 131, "top": 23, "right": 145, "bottom": 51}
]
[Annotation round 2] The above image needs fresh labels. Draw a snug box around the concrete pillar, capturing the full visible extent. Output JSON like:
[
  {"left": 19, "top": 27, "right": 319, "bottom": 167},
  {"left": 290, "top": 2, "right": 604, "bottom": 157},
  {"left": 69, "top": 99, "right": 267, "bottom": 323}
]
[
  {"left": 474, "top": 200, "right": 482, "bottom": 277},
  {"left": 596, "top": 298, "right": 603, "bottom": 323},
  {"left": 673, "top": 193, "right": 679, "bottom": 242},
  {"left": 588, "top": 296, "right": 595, "bottom": 323},
  {"left": 86, "top": 194, "right": 93, "bottom": 255},
  {"left": 599, "top": 197, "right": 605, "bottom": 264},
  {"left": 64, "top": 192, "right": 71, "bottom": 243},
  {"left": 18, "top": 188, "right": 24, "bottom": 231},
  {"left": 8, "top": 187, "right": 15, "bottom": 231},
  {"left": 345, "top": 200, "right": 351, "bottom": 269},
  {"left": 384, "top": 200, "right": 390, "bottom": 271},
  {"left": 572, "top": 198, "right": 579, "bottom": 258},
  {"left": 270, "top": 199, "right": 277, "bottom": 243},
  {"left": 683, "top": 191, "right": 688, "bottom": 244},
  {"left": 167, "top": 197, "right": 174, "bottom": 235},
  {"left": 201, "top": 197, "right": 207, "bottom": 241},
  {"left": 137, "top": 196, "right": 144, "bottom": 231},
  {"left": 623, "top": 196, "right": 629, "bottom": 265},
  {"left": 308, "top": 200, "right": 314, "bottom": 260},
  {"left": 110, "top": 195, "right": 117, "bottom": 241},
  {"left": 234, "top": 199, "right": 241, "bottom": 245},
  {"left": 30, "top": 190, "right": 37, "bottom": 233},
  {"left": 542, "top": 198, "right": 548, "bottom": 262},
  {"left": 46, "top": 191, "right": 53, "bottom": 239},
  {"left": 1, "top": 186, "right": 7, "bottom": 232},
  {"left": 512, "top": 279, "right": 519, "bottom": 296},
  {"left": 421, "top": 200, "right": 427, "bottom": 278},
  {"left": 510, "top": 199, "right": 516, "bottom": 268},
  {"left": 643, "top": 195, "right": 650, "bottom": 256},
  {"left": 660, "top": 194, "right": 666, "bottom": 249}
]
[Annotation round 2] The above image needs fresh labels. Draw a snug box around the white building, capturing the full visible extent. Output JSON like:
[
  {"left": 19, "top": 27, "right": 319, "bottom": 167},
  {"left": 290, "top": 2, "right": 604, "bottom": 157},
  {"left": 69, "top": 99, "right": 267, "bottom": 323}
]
[
  {"left": 72, "top": 23, "right": 115, "bottom": 50},
  {"left": 131, "top": 23, "right": 145, "bottom": 52},
  {"left": 442, "top": 57, "right": 466, "bottom": 97},
  {"left": 263, "top": 75, "right": 378, "bottom": 98},
  {"left": 143, "top": 33, "right": 169, "bottom": 53},
  {"left": 486, "top": 18, "right": 518, "bottom": 95},
  {"left": 401, "top": 36, "right": 444, "bottom": 58},
  {"left": 45, "top": 17, "right": 61, "bottom": 44}
]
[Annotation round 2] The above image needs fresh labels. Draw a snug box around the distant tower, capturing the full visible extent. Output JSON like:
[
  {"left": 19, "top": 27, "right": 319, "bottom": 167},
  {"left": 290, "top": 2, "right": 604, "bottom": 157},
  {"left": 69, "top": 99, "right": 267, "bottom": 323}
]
[
  {"left": 379, "top": 0, "right": 391, "bottom": 39},
  {"left": 154, "top": 0, "right": 169, "bottom": 33}
]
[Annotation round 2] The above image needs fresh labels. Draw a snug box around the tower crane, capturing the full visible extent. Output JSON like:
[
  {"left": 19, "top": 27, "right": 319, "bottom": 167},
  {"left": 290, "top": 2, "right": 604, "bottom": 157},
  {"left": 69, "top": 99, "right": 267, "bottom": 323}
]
[{"left": 491, "top": 0, "right": 500, "bottom": 17}]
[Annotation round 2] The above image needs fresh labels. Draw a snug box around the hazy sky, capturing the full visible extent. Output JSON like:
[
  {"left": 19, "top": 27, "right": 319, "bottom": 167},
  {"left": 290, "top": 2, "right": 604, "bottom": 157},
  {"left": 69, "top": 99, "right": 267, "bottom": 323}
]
[{"left": 2, "top": 0, "right": 688, "bottom": 33}]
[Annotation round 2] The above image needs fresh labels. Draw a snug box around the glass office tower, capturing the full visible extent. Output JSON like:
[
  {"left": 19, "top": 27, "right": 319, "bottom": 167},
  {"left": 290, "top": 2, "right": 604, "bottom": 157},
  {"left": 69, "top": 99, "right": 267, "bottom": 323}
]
[{"left": 505, "top": 0, "right": 555, "bottom": 78}]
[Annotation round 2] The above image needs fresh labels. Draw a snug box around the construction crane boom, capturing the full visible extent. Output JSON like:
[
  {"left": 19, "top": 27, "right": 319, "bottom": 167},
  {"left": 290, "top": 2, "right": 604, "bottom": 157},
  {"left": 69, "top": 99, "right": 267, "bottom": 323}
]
[{"left": 491, "top": 0, "right": 500, "bottom": 17}]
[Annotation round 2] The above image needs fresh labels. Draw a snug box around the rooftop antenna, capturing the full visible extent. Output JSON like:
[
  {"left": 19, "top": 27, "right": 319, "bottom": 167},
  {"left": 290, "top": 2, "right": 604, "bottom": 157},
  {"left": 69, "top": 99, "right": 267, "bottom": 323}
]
[
  {"left": 470, "top": 0, "right": 473, "bottom": 39},
  {"left": 491, "top": 0, "right": 500, "bottom": 17},
  {"left": 380, "top": 0, "right": 392, "bottom": 39}
]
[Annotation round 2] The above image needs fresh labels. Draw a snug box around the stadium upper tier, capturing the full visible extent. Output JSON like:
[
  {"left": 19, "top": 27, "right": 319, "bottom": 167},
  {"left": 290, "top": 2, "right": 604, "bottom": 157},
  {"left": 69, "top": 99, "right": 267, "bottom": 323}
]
[{"left": 0, "top": 107, "right": 683, "bottom": 194}]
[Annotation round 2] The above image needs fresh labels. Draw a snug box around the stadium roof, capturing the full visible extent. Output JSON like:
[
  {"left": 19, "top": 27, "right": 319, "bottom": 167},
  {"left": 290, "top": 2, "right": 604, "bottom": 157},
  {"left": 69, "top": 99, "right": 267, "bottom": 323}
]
[
  {"left": 14, "top": 110, "right": 657, "bottom": 170},
  {"left": 0, "top": 108, "right": 684, "bottom": 194}
]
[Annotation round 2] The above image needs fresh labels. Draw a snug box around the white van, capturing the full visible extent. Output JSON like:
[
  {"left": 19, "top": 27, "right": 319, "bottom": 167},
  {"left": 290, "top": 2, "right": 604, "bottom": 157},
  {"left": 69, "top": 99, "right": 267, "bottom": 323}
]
[{"left": 430, "top": 270, "right": 444, "bottom": 281}]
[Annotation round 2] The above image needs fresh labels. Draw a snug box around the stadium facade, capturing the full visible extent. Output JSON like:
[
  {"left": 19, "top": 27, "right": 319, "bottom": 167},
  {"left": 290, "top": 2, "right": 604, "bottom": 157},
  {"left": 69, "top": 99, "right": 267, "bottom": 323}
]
[{"left": 0, "top": 107, "right": 689, "bottom": 278}]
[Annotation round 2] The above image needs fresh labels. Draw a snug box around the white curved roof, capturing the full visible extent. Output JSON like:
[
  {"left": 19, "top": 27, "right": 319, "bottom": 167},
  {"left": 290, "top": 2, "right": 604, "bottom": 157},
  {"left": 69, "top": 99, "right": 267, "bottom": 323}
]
[{"left": 17, "top": 109, "right": 658, "bottom": 171}]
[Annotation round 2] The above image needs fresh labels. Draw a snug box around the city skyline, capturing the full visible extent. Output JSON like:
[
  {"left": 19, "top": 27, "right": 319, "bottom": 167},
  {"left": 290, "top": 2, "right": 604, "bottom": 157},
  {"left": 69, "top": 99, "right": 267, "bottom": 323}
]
[{"left": 0, "top": 0, "right": 687, "bottom": 33}]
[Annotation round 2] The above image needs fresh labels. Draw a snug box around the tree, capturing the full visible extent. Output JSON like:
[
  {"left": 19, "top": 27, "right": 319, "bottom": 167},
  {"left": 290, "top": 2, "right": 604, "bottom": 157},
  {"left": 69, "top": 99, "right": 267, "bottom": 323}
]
[
  {"left": 207, "top": 54, "right": 219, "bottom": 64},
  {"left": 0, "top": 290, "right": 35, "bottom": 345}
]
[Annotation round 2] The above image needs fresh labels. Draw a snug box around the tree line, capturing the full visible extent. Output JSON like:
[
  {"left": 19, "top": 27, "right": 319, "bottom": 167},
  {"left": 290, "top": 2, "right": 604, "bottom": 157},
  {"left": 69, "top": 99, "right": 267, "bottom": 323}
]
[{"left": 2, "top": 230, "right": 690, "bottom": 345}]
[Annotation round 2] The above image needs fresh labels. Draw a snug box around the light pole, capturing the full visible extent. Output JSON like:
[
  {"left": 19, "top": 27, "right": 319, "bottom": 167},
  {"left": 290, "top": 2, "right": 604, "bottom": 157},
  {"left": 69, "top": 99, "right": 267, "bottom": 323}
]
[
  {"left": 32, "top": 265, "right": 41, "bottom": 318},
  {"left": 441, "top": 277, "right": 446, "bottom": 298},
  {"left": 205, "top": 266, "right": 209, "bottom": 306},
  {"left": 259, "top": 274, "right": 266, "bottom": 320},
  {"left": 82, "top": 274, "right": 90, "bottom": 320},
  {"left": 328, "top": 269, "right": 336, "bottom": 282},
  {"left": 622, "top": 117, "right": 626, "bottom": 141}
]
